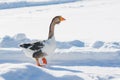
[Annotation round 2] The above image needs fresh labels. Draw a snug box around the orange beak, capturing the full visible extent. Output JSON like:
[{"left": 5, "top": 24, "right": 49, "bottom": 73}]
[{"left": 60, "top": 16, "right": 66, "bottom": 21}]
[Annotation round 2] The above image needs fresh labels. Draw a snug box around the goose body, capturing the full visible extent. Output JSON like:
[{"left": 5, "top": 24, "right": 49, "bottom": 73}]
[
  {"left": 21, "top": 36, "right": 56, "bottom": 58},
  {"left": 20, "top": 16, "right": 65, "bottom": 66},
  {"left": 42, "top": 36, "right": 56, "bottom": 55}
]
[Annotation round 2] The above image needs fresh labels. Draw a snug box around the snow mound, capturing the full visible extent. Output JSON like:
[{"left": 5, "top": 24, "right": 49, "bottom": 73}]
[
  {"left": 0, "top": 33, "right": 30, "bottom": 48},
  {"left": 102, "top": 42, "right": 120, "bottom": 49},
  {"left": 91, "top": 41, "right": 105, "bottom": 48},
  {"left": 0, "top": 63, "right": 120, "bottom": 80},
  {"left": 69, "top": 40, "right": 85, "bottom": 47},
  {"left": 0, "top": 63, "right": 55, "bottom": 80},
  {"left": 0, "top": 0, "right": 80, "bottom": 10},
  {"left": 13, "top": 33, "right": 27, "bottom": 41},
  {"left": 0, "top": 63, "right": 81, "bottom": 80},
  {"left": 0, "top": 36, "right": 17, "bottom": 48},
  {"left": 0, "top": 33, "right": 85, "bottom": 48},
  {"left": 56, "top": 40, "right": 84, "bottom": 49},
  {"left": 90, "top": 41, "right": 120, "bottom": 49},
  {"left": 1, "top": 33, "right": 120, "bottom": 49}
]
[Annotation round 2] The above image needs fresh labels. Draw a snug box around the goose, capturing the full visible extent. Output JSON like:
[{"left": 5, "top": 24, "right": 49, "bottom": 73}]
[{"left": 20, "top": 16, "right": 66, "bottom": 66}]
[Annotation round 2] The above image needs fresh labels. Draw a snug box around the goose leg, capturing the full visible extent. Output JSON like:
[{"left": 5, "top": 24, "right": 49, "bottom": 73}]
[
  {"left": 42, "top": 57, "right": 47, "bottom": 64},
  {"left": 35, "top": 58, "right": 41, "bottom": 66}
]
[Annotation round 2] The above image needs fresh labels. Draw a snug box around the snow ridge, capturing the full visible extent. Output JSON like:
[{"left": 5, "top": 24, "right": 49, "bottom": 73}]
[
  {"left": 0, "top": 33, "right": 120, "bottom": 49},
  {"left": 0, "top": 0, "right": 81, "bottom": 10},
  {"left": 0, "top": 63, "right": 120, "bottom": 80},
  {"left": 0, "top": 33, "right": 30, "bottom": 48}
]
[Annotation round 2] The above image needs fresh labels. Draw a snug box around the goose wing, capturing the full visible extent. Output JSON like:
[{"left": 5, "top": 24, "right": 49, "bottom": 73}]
[
  {"left": 29, "top": 41, "right": 45, "bottom": 50},
  {"left": 20, "top": 40, "right": 45, "bottom": 51}
]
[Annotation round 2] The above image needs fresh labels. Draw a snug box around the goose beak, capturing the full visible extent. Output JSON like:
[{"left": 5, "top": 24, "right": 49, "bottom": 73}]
[{"left": 60, "top": 16, "right": 66, "bottom": 21}]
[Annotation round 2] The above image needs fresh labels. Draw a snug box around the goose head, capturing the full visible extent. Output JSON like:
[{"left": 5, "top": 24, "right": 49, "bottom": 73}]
[{"left": 52, "top": 16, "right": 66, "bottom": 24}]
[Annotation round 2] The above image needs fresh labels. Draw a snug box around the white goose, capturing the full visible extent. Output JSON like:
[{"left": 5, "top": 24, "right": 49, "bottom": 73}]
[{"left": 20, "top": 16, "right": 66, "bottom": 66}]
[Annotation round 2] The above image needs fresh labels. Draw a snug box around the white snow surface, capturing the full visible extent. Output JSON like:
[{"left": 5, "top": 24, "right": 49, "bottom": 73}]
[
  {"left": 0, "top": 0, "right": 120, "bottom": 41},
  {"left": 0, "top": 0, "right": 120, "bottom": 80},
  {"left": 0, "top": 63, "right": 120, "bottom": 80},
  {"left": 0, "top": 47, "right": 120, "bottom": 80},
  {"left": 1, "top": 33, "right": 120, "bottom": 49}
]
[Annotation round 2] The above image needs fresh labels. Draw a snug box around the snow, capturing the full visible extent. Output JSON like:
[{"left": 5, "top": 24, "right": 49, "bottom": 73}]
[
  {"left": 0, "top": 0, "right": 120, "bottom": 80},
  {"left": 0, "top": 34, "right": 85, "bottom": 48},
  {"left": 0, "top": 41, "right": 120, "bottom": 80},
  {"left": 0, "top": 0, "right": 120, "bottom": 41},
  {"left": 0, "top": 63, "right": 120, "bottom": 80},
  {"left": 0, "top": 0, "right": 80, "bottom": 10},
  {"left": 102, "top": 42, "right": 120, "bottom": 49},
  {"left": 13, "top": 33, "right": 27, "bottom": 41},
  {"left": 1, "top": 33, "right": 120, "bottom": 50},
  {"left": 56, "top": 40, "right": 84, "bottom": 49},
  {"left": 0, "top": 34, "right": 30, "bottom": 48},
  {"left": 90, "top": 41, "right": 104, "bottom": 48}
]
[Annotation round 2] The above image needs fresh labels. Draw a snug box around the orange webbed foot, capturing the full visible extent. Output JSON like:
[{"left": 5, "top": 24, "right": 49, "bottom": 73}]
[{"left": 42, "top": 57, "right": 47, "bottom": 64}]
